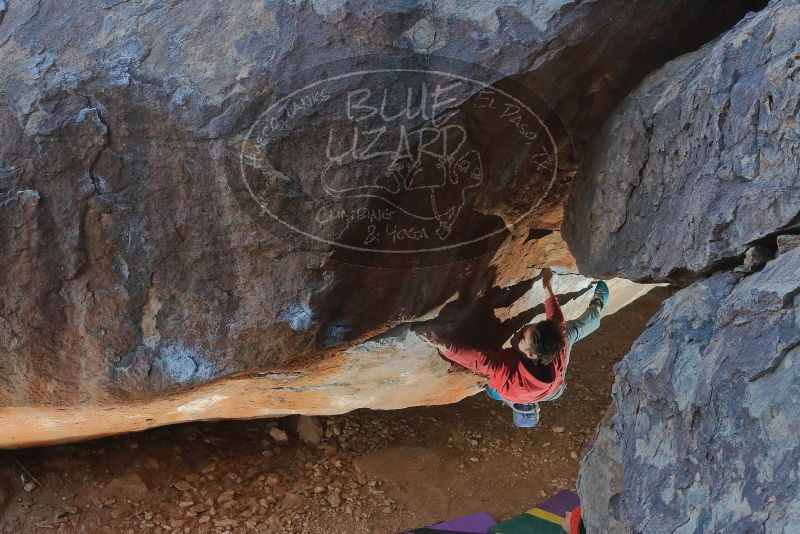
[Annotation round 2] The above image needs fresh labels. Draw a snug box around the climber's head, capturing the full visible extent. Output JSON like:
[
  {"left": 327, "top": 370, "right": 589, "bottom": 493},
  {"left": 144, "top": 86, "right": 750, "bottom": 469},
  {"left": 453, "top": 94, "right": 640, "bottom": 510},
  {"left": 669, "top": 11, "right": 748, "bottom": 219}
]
[{"left": 512, "top": 320, "right": 564, "bottom": 365}]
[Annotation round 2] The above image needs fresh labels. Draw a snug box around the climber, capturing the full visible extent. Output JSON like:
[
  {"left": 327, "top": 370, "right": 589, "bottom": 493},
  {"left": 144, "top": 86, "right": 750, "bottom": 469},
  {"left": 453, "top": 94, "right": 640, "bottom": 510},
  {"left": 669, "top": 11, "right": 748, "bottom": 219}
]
[{"left": 414, "top": 268, "right": 609, "bottom": 428}]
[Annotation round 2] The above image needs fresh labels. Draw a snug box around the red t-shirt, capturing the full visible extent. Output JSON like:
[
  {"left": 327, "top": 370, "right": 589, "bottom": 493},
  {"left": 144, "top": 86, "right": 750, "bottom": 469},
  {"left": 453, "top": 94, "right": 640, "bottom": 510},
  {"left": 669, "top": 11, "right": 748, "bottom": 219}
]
[{"left": 443, "top": 295, "right": 567, "bottom": 404}]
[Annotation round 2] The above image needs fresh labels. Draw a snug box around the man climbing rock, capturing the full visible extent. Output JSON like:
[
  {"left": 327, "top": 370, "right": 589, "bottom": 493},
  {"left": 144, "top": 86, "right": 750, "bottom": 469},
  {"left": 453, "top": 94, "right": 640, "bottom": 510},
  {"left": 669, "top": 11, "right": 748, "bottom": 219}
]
[{"left": 414, "top": 268, "right": 609, "bottom": 428}]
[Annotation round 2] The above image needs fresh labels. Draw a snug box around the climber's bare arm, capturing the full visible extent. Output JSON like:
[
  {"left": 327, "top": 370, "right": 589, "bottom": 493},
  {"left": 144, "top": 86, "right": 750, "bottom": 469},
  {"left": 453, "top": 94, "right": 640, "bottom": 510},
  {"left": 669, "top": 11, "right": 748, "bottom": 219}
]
[
  {"left": 541, "top": 267, "right": 555, "bottom": 300},
  {"left": 412, "top": 324, "right": 512, "bottom": 379},
  {"left": 541, "top": 268, "right": 565, "bottom": 323}
]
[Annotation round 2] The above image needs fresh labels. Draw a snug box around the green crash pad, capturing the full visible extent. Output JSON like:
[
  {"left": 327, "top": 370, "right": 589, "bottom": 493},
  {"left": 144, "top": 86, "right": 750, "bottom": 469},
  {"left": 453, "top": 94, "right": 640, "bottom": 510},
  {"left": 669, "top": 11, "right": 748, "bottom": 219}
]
[
  {"left": 489, "top": 489, "right": 579, "bottom": 534},
  {"left": 488, "top": 509, "right": 563, "bottom": 534}
]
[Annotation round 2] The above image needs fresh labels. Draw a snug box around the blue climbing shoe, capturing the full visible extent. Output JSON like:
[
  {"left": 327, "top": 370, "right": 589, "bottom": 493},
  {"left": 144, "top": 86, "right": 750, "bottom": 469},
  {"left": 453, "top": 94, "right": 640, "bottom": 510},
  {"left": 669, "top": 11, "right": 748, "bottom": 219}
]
[
  {"left": 592, "top": 281, "right": 609, "bottom": 310},
  {"left": 511, "top": 402, "right": 540, "bottom": 428}
]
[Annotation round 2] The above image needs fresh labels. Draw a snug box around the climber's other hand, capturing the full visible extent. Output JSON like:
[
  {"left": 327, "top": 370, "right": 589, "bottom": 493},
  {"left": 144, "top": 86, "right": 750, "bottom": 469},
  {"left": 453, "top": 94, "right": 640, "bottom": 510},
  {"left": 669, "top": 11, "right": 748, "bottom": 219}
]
[
  {"left": 412, "top": 324, "right": 448, "bottom": 349},
  {"left": 541, "top": 267, "right": 554, "bottom": 288}
]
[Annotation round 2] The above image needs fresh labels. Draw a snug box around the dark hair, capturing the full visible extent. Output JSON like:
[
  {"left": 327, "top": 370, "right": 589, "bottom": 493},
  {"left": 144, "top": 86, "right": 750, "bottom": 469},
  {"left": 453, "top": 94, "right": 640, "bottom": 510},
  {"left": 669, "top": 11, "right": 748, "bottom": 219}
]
[{"left": 530, "top": 319, "right": 565, "bottom": 365}]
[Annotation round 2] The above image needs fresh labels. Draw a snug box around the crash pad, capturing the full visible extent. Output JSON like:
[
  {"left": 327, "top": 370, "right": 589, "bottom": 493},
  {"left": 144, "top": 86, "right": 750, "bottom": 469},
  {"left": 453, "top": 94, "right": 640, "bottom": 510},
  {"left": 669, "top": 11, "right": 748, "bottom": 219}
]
[
  {"left": 488, "top": 490, "right": 579, "bottom": 534},
  {"left": 404, "top": 512, "right": 497, "bottom": 533}
]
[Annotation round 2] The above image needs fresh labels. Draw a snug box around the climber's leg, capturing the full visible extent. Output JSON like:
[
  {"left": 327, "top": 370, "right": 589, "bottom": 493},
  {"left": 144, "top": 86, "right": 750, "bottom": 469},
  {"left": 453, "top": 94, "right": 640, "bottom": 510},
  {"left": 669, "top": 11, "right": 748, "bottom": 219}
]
[
  {"left": 485, "top": 387, "right": 539, "bottom": 428},
  {"left": 484, "top": 386, "right": 504, "bottom": 401},
  {"left": 565, "top": 281, "right": 609, "bottom": 346},
  {"left": 544, "top": 382, "right": 566, "bottom": 402}
]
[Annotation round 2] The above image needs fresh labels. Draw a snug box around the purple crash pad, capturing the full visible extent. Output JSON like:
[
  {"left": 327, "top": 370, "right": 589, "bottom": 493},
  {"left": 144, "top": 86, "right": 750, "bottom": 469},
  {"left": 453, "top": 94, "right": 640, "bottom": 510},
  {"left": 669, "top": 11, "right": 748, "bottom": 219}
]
[
  {"left": 429, "top": 512, "right": 497, "bottom": 532},
  {"left": 537, "top": 489, "right": 580, "bottom": 518},
  {"left": 404, "top": 512, "right": 497, "bottom": 533}
]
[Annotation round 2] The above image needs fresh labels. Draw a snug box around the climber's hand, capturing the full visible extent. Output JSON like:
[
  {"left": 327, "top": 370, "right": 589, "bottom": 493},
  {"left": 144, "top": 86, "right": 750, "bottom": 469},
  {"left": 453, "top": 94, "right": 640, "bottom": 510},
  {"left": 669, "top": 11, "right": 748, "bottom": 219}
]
[
  {"left": 412, "top": 324, "right": 449, "bottom": 351},
  {"left": 541, "top": 267, "right": 554, "bottom": 288}
]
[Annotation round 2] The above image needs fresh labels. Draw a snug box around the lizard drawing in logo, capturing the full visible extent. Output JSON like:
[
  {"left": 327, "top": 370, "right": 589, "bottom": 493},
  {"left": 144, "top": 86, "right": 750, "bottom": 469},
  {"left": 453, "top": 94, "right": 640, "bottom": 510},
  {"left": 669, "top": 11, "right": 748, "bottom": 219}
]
[{"left": 320, "top": 123, "right": 484, "bottom": 241}]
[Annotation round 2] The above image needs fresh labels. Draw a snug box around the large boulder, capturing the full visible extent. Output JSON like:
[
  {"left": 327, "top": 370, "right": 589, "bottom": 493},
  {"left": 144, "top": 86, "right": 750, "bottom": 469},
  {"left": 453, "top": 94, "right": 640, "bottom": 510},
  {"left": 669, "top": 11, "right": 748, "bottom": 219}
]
[
  {"left": 564, "top": 0, "right": 799, "bottom": 282},
  {"left": 575, "top": 407, "right": 625, "bottom": 532},
  {"left": 573, "top": 1, "right": 800, "bottom": 530},
  {"left": 579, "top": 246, "right": 800, "bottom": 532},
  {"left": 0, "top": 0, "right": 761, "bottom": 445},
  {"left": 0, "top": 272, "right": 652, "bottom": 447}
]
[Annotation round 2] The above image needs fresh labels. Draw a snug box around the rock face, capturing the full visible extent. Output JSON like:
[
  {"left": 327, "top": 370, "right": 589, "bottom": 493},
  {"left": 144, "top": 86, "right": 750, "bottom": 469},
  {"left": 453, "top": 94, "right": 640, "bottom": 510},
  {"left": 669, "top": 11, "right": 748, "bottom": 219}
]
[
  {"left": 564, "top": 0, "right": 799, "bottom": 282},
  {"left": 6, "top": 0, "right": 762, "bottom": 444},
  {"left": 576, "top": 407, "right": 624, "bottom": 532},
  {"left": 0, "top": 273, "right": 651, "bottom": 447},
  {"left": 580, "top": 247, "right": 800, "bottom": 532},
  {"left": 575, "top": 1, "right": 800, "bottom": 531}
]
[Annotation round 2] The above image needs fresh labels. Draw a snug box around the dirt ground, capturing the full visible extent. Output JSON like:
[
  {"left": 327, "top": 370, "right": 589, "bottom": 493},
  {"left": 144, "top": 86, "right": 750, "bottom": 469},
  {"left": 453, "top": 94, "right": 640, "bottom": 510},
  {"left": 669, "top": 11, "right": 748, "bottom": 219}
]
[{"left": 0, "top": 288, "right": 668, "bottom": 534}]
